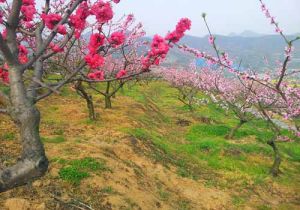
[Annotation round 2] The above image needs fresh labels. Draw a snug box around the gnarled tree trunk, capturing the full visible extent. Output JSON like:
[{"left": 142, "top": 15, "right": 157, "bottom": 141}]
[{"left": 0, "top": 68, "right": 48, "bottom": 192}]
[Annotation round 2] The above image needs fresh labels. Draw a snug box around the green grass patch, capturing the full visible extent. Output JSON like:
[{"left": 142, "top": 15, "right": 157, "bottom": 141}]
[
  {"left": 0, "top": 132, "right": 15, "bottom": 141},
  {"left": 59, "top": 167, "right": 89, "bottom": 185},
  {"left": 41, "top": 135, "right": 66, "bottom": 143},
  {"left": 158, "top": 189, "right": 170, "bottom": 201},
  {"left": 59, "top": 157, "right": 110, "bottom": 185},
  {"left": 186, "top": 124, "right": 230, "bottom": 140}
]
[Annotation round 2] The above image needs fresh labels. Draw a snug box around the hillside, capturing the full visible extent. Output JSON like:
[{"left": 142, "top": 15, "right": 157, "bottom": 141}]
[
  {"left": 163, "top": 34, "right": 300, "bottom": 71},
  {"left": 0, "top": 81, "right": 299, "bottom": 210}
]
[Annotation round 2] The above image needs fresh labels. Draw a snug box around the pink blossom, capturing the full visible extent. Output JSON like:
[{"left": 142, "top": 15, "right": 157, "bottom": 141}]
[
  {"left": 88, "top": 71, "right": 105, "bottom": 81},
  {"left": 0, "top": 10, "right": 3, "bottom": 24},
  {"left": 69, "top": 1, "right": 89, "bottom": 37},
  {"left": 41, "top": 13, "right": 62, "bottom": 30},
  {"left": 21, "top": 4, "right": 36, "bottom": 22},
  {"left": 85, "top": 54, "right": 105, "bottom": 69},
  {"left": 57, "top": 25, "right": 67, "bottom": 35},
  {"left": 18, "top": 45, "right": 28, "bottom": 64},
  {"left": 275, "top": 27, "right": 283, "bottom": 33},
  {"left": 165, "top": 18, "right": 191, "bottom": 43},
  {"left": 88, "top": 33, "right": 105, "bottom": 54},
  {"left": 50, "top": 43, "right": 64, "bottom": 53},
  {"left": 109, "top": 31, "right": 125, "bottom": 47},
  {"left": 90, "top": 1, "right": 113, "bottom": 23},
  {"left": 0, "top": 68, "right": 9, "bottom": 84},
  {"left": 208, "top": 35, "right": 214, "bottom": 45},
  {"left": 116, "top": 69, "right": 127, "bottom": 78}
]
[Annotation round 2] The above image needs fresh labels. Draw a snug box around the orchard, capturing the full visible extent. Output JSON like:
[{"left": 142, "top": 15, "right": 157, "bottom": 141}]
[{"left": 0, "top": 0, "right": 299, "bottom": 209}]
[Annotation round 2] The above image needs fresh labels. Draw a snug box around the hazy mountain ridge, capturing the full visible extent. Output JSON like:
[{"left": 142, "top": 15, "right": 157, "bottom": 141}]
[
  {"left": 83, "top": 31, "right": 300, "bottom": 71},
  {"left": 163, "top": 33, "right": 300, "bottom": 71}
]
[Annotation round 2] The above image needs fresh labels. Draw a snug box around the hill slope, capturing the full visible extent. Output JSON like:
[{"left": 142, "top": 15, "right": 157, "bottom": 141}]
[{"left": 0, "top": 81, "right": 299, "bottom": 210}]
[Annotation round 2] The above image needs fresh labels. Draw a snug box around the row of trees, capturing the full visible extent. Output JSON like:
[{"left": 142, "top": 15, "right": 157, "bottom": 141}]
[{"left": 159, "top": 0, "right": 299, "bottom": 176}]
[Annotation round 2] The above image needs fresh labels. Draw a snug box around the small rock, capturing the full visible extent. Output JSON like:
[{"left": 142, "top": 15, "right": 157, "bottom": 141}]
[
  {"left": 4, "top": 198, "right": 31, "bottom": 210},
  {"left": 49, "top": 168, "right": 59, "bottom": 177},
  {"left": 43, "top": 180, "right": 51, "bottom": 186},
  {"left": 32, "top": 180, "right": 42, "bottom": 188},
  {"left": 34, "top": 202, "right": 46, "bottom": 210}
]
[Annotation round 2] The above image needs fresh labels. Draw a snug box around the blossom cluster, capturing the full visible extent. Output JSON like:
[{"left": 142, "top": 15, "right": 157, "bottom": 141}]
[
  {"left": 18, "top": 45, "right": 29, "bottom": 64},
  {"left": 116, "top": 69, "right": 127, "bottom": 78},
  {"left": 142, "top": 35, "right": 169, "bottom": 69},
  {"left": 165, "top": 18, "right": 191, "bottom": 43},
  {"left": 49, "top": 43, "right": 64, "bottom": 53},
  {"left": 90, "top": 1, "right": 113, "bottom": 23},
  {"left": 109, "top": 31, "right": 126, "bottom": 48},
  {"left": 21, "top": 0, "right": 36, "bottom": 22},
  {"left": 0, "top": 68, "right": 9, "bottom": 84},
  {"left": 142, "top": 18, "right": 191, "bottom": 70},
  {"left": 41, "top": 13, "right": 67, "bottom": 35},
  {"left": 87, "top": 70, "right": 105, "bottom": 81},
  {"left": 69, "top": 1, "right": 90, "bottom": 39},
  {"left": 85, "top": 54, "right": 105, "bottom": 69}
]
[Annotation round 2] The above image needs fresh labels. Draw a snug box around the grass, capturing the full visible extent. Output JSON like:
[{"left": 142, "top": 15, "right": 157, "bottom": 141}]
[
  {"left": 176, "top": 199, "right": 191, "bottom": 210},
  {"left": 100, "top": 186, "right": 116, "bottom": 194},
  {"left": 158, "top": 189, "right": 170, "bottom": 201},
  {"left": 121, "top": 81, "right": 300, "bottom": 189},
  {"left": 0, "top": 132, "right": 15, "bottom": 141},
  {"left": 2, "top": 80, "right": 298, "bottom": 208},
  {"left": 59, "top": 157, "right": 110, "bottom": 185},
  {"left": 232, "top": 195, "right": 246, "bottom": 206},
  {"left": 59, "top": 167, "right": 89, "bottom": 185},
  {"left": 41, "top": 135, "right": 66, "bottom": 143}
]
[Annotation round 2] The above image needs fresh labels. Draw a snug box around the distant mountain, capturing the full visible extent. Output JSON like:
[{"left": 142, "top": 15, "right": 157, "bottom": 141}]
[
  {"left": 162, "top": 34, "right": 300, "bottom": 71},
  {"left": 83, "top": 31, "right": 300, "bottom": 71},
  {"left": 229, "top": 30, "right": 264, "bottom": 37}
]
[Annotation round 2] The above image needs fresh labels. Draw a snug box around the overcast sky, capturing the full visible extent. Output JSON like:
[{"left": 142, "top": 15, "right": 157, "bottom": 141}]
[{"left": 113, "top": 0, "right": 300, "bottom": 37}]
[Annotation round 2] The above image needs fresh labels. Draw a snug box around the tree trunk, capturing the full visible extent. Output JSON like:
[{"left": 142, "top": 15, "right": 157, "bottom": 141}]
[
  {"left": 267, "top": 138, "right": 281, "bottom": 177},
  {"left": 226, "top": 120, "right": 246, "bottom": 139},
  {"left": 105, "top": 95, "right": 112, "bottom": 109},
  {"left": 75, "top": 81, "right": 96, "bottom": 121},
  {"left": 104, "top": 81, "right": 112, "bottom": 109},
  {"left": 87, "top": 97, "right": 96, "bottom": 120},
  {"left": 0, "top": 68, "right": 48, "bottom": 192}
]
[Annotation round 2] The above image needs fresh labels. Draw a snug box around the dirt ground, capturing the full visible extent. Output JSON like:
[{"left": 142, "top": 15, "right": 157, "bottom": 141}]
[{"left": 0, "top": 92, "right": 299, "bottom": 210}]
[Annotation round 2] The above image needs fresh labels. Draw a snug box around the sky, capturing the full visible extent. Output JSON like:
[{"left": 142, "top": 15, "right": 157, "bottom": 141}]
[{"left": 113, "top": 0, "right": 300, "bottom": 37}]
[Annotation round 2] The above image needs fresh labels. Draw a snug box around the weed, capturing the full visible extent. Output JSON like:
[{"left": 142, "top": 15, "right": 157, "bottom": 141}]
[
  {"left": 158, "top": 190, "right": 170, "bottom": 201},
  {"left": 100, "top": 186, "right": 115, "bottom": 194},
  {"left": 0, "top": 132, "right": 15, "bottom": 141}
]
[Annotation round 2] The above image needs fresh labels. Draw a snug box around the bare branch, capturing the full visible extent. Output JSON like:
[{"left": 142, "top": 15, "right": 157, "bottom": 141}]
[
  {"left": 35, "top": 61, "right": 86, "bottom": 102},
  {"left": 22, "top": 0, "right": 84, "bottom": 72},
  {"left": 6, "top": 0, "right": 22, "bottom": 56}
]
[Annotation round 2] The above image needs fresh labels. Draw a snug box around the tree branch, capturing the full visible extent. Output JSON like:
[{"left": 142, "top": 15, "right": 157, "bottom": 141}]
[
  {"left": 0, "top": 34, "right": 17, "bottom": 64},
  {"left": 21, "top": 0, "right": 84, "bottom": 72}
]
